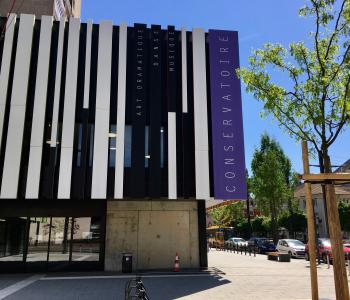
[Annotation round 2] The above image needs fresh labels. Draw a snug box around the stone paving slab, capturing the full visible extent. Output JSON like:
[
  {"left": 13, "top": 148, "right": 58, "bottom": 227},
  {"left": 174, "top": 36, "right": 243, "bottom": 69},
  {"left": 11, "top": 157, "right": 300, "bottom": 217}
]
[{"left": 0, "top": 250, "right": 349, "bottom": 299}]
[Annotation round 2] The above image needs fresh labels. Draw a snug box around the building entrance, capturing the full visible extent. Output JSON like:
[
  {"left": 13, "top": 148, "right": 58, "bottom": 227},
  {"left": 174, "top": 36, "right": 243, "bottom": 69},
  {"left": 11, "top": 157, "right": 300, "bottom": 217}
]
[{"left": 0, "top": 216, "right": 103, "bottom": 272}]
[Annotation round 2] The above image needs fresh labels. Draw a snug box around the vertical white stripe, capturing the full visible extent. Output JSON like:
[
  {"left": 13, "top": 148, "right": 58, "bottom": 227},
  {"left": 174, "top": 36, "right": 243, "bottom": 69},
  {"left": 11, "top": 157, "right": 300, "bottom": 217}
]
[
  {"left": 181, "top": 28, "right": 188, "bottom": 113},
  {"left": 114, "top": 23, "right": 127, "bottom": 199},
  {"left": 0, "top": 14, "right": 35, "bottom": 199},
  {"left": 192, "top": 28, "right": 210, "bottom": 199},
  {"left": 168, "top": 112, "right": 177, "bottom": 199},
  {"left": 57, "top": 18, "right": 80, "bottom": 199},
  {"left": 0, "top": 14, "right": 16, "bottom": 154},
  {"left": 91, "top": 21, "right": 113, "bottom": 199},
  {"left": 83, "top": 20, "right": 92, "bottom": 109},
  {"left": 26, "top": 16, "right": 53, "bottom": 199},
  {"left": 50, "top": 19, "right": 65, "bottom": 147}
]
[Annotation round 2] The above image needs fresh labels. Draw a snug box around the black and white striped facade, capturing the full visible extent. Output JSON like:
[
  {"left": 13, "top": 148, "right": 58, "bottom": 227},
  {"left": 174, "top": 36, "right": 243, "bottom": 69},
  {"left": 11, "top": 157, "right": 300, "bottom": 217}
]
[
  {"left": 0, "top": 14, "right": 246, "bottom": 272},
  {"left": 0, "top": 15, "right": 245, "bottom": 202}
]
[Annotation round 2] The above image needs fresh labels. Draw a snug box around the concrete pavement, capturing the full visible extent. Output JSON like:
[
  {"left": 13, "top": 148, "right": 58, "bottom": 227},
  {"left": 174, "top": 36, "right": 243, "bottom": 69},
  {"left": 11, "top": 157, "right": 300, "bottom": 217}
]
[{"left": 0, "top": 250, "right": 349, "bottom": 299}]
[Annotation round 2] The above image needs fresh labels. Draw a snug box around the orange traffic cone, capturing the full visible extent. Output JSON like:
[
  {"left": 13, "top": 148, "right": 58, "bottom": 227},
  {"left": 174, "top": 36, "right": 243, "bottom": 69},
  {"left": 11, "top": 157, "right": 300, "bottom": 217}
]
[{"left": 173, "top": 252, "right": 180, "bottom": 272}]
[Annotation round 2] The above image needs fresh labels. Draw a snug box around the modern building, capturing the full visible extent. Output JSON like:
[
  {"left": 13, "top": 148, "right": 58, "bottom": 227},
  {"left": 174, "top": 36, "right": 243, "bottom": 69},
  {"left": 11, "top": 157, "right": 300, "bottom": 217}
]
[
  {"left": 0, "top": 15, "right": 246, "bottom": 272},
  {"left": 0, "top": 0, "right": 81, "bottom": 20}
]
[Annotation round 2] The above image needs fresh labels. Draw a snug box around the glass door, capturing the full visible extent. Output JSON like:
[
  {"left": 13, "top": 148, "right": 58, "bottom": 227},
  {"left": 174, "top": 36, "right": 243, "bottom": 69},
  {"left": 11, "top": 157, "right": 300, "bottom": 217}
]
[
  {"left": 26, "top": 217, "right": 50, "bottom": 265},
  {"left": 48, "top": 217, "right": 72, "bottom": 269}
]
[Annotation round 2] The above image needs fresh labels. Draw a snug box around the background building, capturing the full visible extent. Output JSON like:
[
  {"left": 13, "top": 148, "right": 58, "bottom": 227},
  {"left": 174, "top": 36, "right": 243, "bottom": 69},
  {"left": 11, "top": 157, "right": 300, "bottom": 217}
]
[
  {"left": 294, "top": 184, "right": 350, "bottom": 238},
  {"left": 0, "top": 0, "right": 81, "bottom": 20},
  {"left": 0, "top": 15, "right": 245, "bottom": 272}
]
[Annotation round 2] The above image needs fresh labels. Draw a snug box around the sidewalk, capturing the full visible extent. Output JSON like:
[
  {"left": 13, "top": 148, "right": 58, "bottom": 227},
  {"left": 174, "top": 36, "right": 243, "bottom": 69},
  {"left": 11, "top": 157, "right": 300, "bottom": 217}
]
[{"left": 0, "top": 250, "right": 349, "bottom": 299}]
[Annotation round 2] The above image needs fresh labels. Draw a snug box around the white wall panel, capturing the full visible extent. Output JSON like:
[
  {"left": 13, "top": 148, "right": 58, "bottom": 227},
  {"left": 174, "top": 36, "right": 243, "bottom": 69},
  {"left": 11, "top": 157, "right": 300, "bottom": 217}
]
[
  {"left": 192, "top": 28, "right": 210, "bottom": 199},
  {"left": 26, "top": 16, "right": 53, "bottom": 198},
  {"left": 83, "top": 20, "right": 92, "bottom": 109},
  {"left": 168, "top": 112, "right": 177, "bottom": 199},
  {"left": 181, "top": 28, "right": 188, "bottom": 113},
  {"left": 114, "top": 23, "right": 127, "bottom": 199},
  {"left": 0, "top": 14, "right": 35, "bottom": 199},
  {"left": 57, "top": 18, "right": 80, "bottom": 199},
  {"left": 50, "top": 19, "right": 65, "bottom": 147},
  {"left": 0, "top": 14, "right": 16, "bottom": 153},
  {"left": 91, "top": 21, "right": 113, "bottom": 199}
]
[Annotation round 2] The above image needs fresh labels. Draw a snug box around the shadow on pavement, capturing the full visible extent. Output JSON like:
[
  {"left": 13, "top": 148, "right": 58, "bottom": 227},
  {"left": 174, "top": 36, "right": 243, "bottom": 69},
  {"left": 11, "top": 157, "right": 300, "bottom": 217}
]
[{"left": 2, "top": 273, "right": 231, "bottom": 300}]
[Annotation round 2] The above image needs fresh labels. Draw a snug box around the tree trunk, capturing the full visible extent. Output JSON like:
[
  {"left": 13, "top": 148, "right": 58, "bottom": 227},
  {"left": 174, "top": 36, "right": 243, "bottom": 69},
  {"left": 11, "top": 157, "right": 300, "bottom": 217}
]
[
  {"left": 318, "top": 151, "right": 329, "bottom": 237},
  {"left": 322, "top": 150, "right": 349, "bottom": 300}
]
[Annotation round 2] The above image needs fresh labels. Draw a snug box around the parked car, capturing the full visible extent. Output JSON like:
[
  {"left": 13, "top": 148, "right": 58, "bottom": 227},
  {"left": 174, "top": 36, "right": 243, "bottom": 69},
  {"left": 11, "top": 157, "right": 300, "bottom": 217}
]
[
  {"left": 276, "top": 239, "right": 305, "bottom": 258},
  {"left": 248, "top": 237, "right": 276, "bottom": 254},
  {"left": 225, "top": 237, "right": 248, "bottom": 248},
  {"left": 305, "top": 238, "right": 350, "bottom": 262}
]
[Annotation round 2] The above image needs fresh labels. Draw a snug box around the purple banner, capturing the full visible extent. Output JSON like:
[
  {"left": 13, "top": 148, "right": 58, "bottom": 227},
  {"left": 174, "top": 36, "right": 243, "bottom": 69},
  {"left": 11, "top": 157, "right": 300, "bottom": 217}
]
[{"left": 208, "top": 30, "right": 247, "bottom": 200}]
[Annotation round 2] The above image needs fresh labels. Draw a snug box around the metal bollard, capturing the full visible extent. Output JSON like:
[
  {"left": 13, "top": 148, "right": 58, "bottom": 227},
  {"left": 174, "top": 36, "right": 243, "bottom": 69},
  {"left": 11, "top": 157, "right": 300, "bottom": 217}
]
[
  {"left": 254, "top": 246, "right": 256, "bottom": 257},
  {"left": 249, "top": 247, "right": 251, "bottom": 256},
  {"left": 327, "top": 251, "right": 330, "bottom": 269},
  {"left": 348, "top": 253, "right": 350, "bottom": 276},
  {"left": 245, "top": 246, "right": 247, "bottom": 255},
  {"left": 241, "top": 246, "right": 243, "bottom": 255}
]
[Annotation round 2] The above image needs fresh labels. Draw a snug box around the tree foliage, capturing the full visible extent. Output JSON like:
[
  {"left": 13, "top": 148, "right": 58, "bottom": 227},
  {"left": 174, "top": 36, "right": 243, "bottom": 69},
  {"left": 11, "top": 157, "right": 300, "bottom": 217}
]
[
  {"left": 210, "top": 202, "right": 244, "bottom": 227},
  {"left": 236, "top": 219, "right": 251, "bottom": 238},
  {"left": 237, "top": 0, "right": 350, "bottom": 171},
  {"left": 251, "top": 134, "right": 291, "bottom": 241},
  {"left": 251, "top": 216, "right": 272, "bottom": 236},
  {"left": 338, "top": 201, "right": 350, "bottom": 232},
  {"left": 278, "top": 206, "right": 307, "bottom": 234}
]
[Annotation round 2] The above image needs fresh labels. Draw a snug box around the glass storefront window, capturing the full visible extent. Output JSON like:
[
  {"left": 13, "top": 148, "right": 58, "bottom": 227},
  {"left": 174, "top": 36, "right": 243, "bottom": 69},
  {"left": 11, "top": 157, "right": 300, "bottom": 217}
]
[
  {"left": 0, "top": 217, "right": 26, "bottom": 261},
  {"left": 72, "top": 217, "right": 100, "bottom": 261},
  {"left": 48, "top": 217, "right": 71, "bottom": 262},
  {"left": 0, "top": 216, "right": 101, "bottom": 266},
  {"left": 27, "top": 217, "right": 50, "bottom": 262}
]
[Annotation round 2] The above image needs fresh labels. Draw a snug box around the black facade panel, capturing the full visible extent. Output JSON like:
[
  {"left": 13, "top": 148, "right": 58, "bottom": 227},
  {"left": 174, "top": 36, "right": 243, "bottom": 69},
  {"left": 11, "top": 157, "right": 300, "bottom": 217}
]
[
  {"left": 167, "top": 26, "right": 177, "bottom": 113},
  {"left": 205, "top": 36, "right": 214, "bottom": 197},
  {"left": 85, "top": 24, "right": 99, "bottom": 199},
  {"left": 107, "top": 27, "right": 119, "bottom": 199},
  {"left": 175, "top": 30, "right": 184, "bottom": 197},
  {"left": 41, "top": 22, "right": 70, "bottom": 199},
  {"left": 197, "top": 200, "right": 208, "bottom": 268},
  {"left": 39, "top": 21, "right": 59, "bottom": 199},
  {"left": 182, "top": 33, "right": 196, "bottom": 197},
  {"left": 71, "top": 23, "right": 86, "bottom": 199},
  {"left": 161, "top": 29, "right": 168, "bottom": 197},
  {"left": 148, "top": 25, "right": 162, "bottom": 198},
  {"left": 129, "top": 24, "right": 148, "bottom": 198}
]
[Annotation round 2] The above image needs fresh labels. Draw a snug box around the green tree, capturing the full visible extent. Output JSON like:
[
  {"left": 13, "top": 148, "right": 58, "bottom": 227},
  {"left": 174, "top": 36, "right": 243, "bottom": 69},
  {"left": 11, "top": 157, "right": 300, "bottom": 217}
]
[
  {"left": 226, "top": 201, "right": 244, "bottom": 224},
  {"left": 238, "top": 3, "right": 350, "bottom": 294},
  {"left": 210, "top": 207, "right": 229, "bottom": 227},
  {"left": 338, "top": 201, "right": 350, "bottom": 233},
  {"left": 251, "top": 216, "right": 264, "bottom": 236},
  {"left": 251, "top": 216, "right": 271, "bottom": 236},
  {"left": 278, "top": 206, "right": 307, "bottom": 235},
  {"left": 237, "top": 0, "right": 350, "bottom": 175},
  {"left": 251, "top": 135, "right": 290, "bottom": 242},
  {"left": 236, "top": 219, "right": 251, "bottom": 239},
  {"left": 210, "top": 202, "right": 244, "bottom": 227}
]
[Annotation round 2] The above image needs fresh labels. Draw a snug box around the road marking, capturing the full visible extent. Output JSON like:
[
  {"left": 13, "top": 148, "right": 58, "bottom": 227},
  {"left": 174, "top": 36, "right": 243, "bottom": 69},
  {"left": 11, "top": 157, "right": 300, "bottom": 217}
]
[
  {"left": 0, "top": 275, "right": 43, "bottom": 299},
  {"left": 41, "top": 273, "right": 220, "bottom": 280}
]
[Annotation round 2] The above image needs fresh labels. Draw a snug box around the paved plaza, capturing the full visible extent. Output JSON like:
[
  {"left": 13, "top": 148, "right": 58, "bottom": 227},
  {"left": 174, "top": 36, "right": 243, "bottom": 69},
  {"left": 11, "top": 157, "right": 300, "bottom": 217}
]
[{"left": 0, "top": 250, "right": 349, "bottom": 299}]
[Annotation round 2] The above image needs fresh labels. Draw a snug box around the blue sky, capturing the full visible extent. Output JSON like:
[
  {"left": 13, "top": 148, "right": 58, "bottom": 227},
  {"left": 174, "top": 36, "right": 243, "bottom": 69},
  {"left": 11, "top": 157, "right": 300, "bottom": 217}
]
[{"left": 81, "top": 0, "right": 350, "bottom": 174}]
